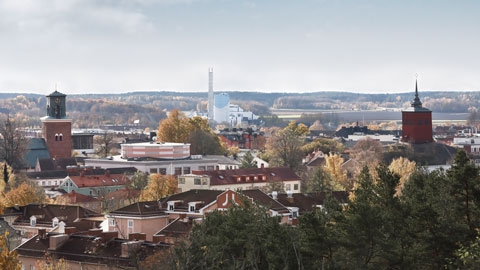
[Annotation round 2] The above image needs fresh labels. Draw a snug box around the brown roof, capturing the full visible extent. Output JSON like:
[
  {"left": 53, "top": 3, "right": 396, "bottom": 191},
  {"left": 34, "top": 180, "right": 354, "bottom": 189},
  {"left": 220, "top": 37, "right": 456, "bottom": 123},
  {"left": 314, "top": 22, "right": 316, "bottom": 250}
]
[
  {"left": 27, "top": 167, "right": 138, "bottom": 180},
  {"left": 16, "top": 234, "right": 167, "bottom": 267},
  {"left": 69, "top": 173, "right": 129, "bottom": 188},
  {"left": 1, "top": 204, "right": 102, "bottom": 226},
  {"left": 109, "top": 201, "right": 166, "bottom": 217},
  {"left": 275, "top": 191, "right": 349, "bottom": 213},
  {"left": 155, "top": 218, "right": 193, "bottom": 237},
  {"left": 56, "top": 191, "right": 99, "bottom": 203},
  {"left": 192, "top": 167, "right": 300, "bottom": 186},
  {"left": 241, "top": 189, "right": 290, "bottom": 213}
]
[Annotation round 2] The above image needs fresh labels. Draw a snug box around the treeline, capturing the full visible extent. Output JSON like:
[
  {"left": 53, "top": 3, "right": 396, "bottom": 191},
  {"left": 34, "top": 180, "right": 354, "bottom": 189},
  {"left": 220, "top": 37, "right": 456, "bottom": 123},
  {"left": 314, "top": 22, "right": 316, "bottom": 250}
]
[{"left": 144, "top": 151, "right": 480, "bottom": 269}]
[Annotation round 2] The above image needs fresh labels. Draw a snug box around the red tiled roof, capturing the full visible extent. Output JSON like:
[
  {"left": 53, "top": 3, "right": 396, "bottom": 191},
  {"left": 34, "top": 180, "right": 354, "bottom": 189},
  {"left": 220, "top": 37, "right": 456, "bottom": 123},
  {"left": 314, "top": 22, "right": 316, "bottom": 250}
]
[
  {"left": 58, "top": 191, "right": 99, "bottom": 203},
  {"left": 192, "top": 167, "right": 300, "bottom": 186},
  {"left": 69, "top": 173, "right": 129, "bottom": 188}
]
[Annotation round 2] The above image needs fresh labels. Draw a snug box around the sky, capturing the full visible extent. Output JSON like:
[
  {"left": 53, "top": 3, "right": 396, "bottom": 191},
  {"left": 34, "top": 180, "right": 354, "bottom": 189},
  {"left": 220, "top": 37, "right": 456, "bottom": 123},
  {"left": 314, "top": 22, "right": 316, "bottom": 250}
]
[{"left": 0, "top": 0, "right": 479, "bottom": 94}]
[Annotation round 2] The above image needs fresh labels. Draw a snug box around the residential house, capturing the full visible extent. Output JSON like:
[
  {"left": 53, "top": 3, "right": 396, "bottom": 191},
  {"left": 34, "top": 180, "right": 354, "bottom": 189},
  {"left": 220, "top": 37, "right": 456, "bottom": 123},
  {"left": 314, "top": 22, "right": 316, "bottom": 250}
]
[
  {"left": 59, "top": 170, "right": 129, "bottom": 197},
  {"left": 102, "top": 188, "right": 142, "bottom": 212},
  {"left": 16, "top": 226, "right": 168, "bottom": 270},
  {"left": 178, "top": 167, "right": 302, "bottom": 193},
  {"left": 0, "top": 204, "right": 102, "bottom": 240},
  {"left": 107, "top": 189, "right": 292, "bottom": 242}
]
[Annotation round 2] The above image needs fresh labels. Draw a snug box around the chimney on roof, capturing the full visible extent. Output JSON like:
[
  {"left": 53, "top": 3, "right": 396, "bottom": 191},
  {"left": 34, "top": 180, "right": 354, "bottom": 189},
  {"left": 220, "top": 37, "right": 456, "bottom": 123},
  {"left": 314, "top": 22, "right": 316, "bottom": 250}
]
[
  {"left": 49, "top": 234, "right": 69, "bottom": 250},
  {"left": 101, "top": 231, "right": 118, "bottom": 242},
  {"left": 37, "top": 228, "right": 47, "bottom": 239},
  {"left": 260, "top": 163, "right": 264, "bottom": 168},
  {"left": 152, "top": 234, "right": 165, "bottom": 243},
  {"left": 128, "top": 233, "right": 146, "bottom": 241},
  {"left": 287, "top": 190, "right": 293, "bottom": 199},
  {"left": 87, "top": 228, "right": 103, "bottom": 236},
  {"left": 64, "top": 227, "right": 77, "bottom": 235},
  {"left": 272, "top": 191, "right": 278, "bottom": 200},
  {"left": 121, "top": 241, "right": 142, "bottom": 258}
]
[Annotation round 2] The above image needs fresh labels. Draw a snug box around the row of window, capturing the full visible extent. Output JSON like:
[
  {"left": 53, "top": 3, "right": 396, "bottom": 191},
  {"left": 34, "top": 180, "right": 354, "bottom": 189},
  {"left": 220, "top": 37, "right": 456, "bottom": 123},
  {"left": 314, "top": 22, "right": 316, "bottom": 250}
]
[
  {"left": 149, "top": 165, "right": 218, "bottom": 175},
  {"left": 285, "top": 183, "right": 300, "bottom": 191},
  {"left": 403, "top": 119, "right": 430, "bottom": 125}
]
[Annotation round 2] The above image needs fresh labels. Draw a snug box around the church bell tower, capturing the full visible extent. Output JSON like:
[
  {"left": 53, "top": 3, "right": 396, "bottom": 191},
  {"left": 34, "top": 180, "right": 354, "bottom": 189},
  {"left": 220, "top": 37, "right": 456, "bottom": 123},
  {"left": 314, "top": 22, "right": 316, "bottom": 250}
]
[{"left": 41, "top": 91, "right": 72, "bottom": 159}]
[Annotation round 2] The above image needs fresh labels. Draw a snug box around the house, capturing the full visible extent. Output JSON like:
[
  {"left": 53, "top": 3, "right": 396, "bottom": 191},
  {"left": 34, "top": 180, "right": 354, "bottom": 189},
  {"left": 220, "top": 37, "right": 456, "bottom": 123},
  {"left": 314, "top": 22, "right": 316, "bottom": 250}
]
[
  {"left": 178, "top": 167, "right": 302, "bottom": 193},
  {"left": 16, "top": 226, "right": 168, "bottom": 270},
  {"left": 217, "top": 128, "right": 265, "bottom": 149},
  {"left": 303, "top": 150, "right": 326, "bottom": 171},
  {"left": 55, "top": 190, "right": 101, "bottom": 212},
  {"left": 35, "top": 157, "right": 77, "bottom": 172},
  {"left": 59, "top": 170, "right": 130, "bottom": 197},
  {"left": 206, "top": 155, "right": 241, "bottom": 170},
  {"left": 0, "top": 204, "right": 102, "bottom": 240},
  {"left": 107, "top": 189, "right": 292, "bottom": 242},
  {"left": 272, "top": 191, "right": 349, "bottom": 218}
]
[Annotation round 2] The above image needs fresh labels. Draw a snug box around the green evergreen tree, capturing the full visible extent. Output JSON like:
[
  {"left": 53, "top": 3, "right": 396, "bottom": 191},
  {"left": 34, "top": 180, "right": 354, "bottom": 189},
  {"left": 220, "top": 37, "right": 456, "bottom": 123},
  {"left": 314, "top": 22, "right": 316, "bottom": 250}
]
[{"left": 240, "top": 151, "right": 257, "bottom": 169}]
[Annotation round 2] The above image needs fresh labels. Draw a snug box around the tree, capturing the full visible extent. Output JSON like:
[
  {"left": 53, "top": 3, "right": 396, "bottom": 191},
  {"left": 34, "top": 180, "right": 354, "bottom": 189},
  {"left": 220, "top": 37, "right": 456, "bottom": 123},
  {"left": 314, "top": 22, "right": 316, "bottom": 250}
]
[
  {"left": 0, "top": 231, "right": 21, "bottom": 270},
  {"left": 1, "top": 182, "right": 49, "bottom": 207},
  {"left": 188, "top": 130, "right": 224, "bottom": 156},
  {"left": 240, "top": 151, "right": 257, "bottom": 169},
  {"left": 350, "top": 137, "right": 383, "bottom": 174},
  {"left": 157, "top": 110, "right": 192, "bottom": 143},
  {"left": 388, "top": 157, "right": 416, "bottom": 195},
  {"left": 129, "top": 171, "right": 149, "bottom": 191},
  {"left": 172, "top": 203, "right": 300, "bottom": 269},
  {"left": 267, "top": 121, "right": 308, "bottom": 171},
  {"left": 140, "top": 175, "right": 177, "bottom": 201},
  {"left": 0, "top": 115, "right": 29, "bottom": 170},
  {"left": 301, "top": 138, "right": 345, "bottom": 155},
  {"left": 95, "top": 133, "right": 114, "bottom": 158},
  {"left": 35, "top": 255, "right": 69, "bottom": 270},
  {"left": 306, "top": 166, "right": 342, "bottom": 193},
  {"left": 0, "top": 162, "right": 15, "bottom": 193},
  {"left": 324, "top": 153, "right": 350, "bottom": 190}
]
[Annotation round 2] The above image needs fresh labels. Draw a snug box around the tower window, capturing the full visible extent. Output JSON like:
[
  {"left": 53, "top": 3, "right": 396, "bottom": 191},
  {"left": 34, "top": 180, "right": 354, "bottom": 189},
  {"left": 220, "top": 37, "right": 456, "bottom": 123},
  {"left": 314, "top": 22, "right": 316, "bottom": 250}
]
[
  {"left": 59, "top": 134, "right": 63, "bottom": 141},
  {"left": 418, "top": 120, "right": 422, "bottom": 125},
  {"left": 410, "top": 120, "right": 414, "bottom": 125},
  {"left": 425, "top": 119, "right": 429, "bottom": 124},
  {"left": 55, "top": 134, "right": 59, "bottom": 141}
]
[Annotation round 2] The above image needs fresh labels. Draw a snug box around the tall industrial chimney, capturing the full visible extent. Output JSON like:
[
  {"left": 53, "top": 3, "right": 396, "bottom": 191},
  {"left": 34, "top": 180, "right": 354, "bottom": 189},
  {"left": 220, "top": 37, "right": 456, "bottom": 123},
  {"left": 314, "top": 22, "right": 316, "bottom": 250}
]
[{"left": 208, "top": 67, "right": 214, "bottom": 121}]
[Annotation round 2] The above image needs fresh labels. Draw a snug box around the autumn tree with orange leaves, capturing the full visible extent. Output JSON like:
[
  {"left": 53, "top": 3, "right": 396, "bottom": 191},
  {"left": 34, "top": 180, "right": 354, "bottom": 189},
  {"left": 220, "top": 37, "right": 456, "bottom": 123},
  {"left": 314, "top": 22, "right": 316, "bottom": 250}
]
[{"left": 140, "top": 174, "right": 178, "bottom": 201}]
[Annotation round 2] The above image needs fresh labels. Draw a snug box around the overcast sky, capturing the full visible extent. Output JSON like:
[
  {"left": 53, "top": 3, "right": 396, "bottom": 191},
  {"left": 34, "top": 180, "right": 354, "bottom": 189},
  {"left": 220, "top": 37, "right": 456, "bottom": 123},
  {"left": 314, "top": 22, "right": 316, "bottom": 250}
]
[{"left": 0, "top": 0, "right": 479, "bottom": 94}]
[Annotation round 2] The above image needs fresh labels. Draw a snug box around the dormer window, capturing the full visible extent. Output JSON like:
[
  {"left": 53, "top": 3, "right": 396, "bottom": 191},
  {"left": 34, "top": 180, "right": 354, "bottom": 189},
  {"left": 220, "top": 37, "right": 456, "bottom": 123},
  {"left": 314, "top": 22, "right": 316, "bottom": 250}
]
[
  {"left": 52, "top": 217, "right": 59, "bottom": 227},
  {"left": 30, "top": 216, "right": 37, "bottom": 227},
  {"left": 168, "top": 202, "right": 174, "bottom": 211},
  {"left": 189, "top": 202, "right": 196, "bottom": 213}
]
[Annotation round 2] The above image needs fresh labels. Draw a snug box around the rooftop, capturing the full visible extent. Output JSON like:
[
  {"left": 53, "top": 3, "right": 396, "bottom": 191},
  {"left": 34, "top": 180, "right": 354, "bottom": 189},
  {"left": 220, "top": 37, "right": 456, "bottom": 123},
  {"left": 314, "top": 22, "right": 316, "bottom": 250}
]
[{"left": 192, "top": 167, "right": 301, "bottom": 186}]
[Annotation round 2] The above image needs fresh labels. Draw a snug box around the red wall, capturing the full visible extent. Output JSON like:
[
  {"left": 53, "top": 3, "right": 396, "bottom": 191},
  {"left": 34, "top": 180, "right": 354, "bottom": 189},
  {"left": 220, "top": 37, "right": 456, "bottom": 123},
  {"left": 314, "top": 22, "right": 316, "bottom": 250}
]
[
  {"left": 42, "top": 120, "right": 73, "bottom": 158},
  {"left": 401, "top": 111, "right": 433, "bottom": 143}
]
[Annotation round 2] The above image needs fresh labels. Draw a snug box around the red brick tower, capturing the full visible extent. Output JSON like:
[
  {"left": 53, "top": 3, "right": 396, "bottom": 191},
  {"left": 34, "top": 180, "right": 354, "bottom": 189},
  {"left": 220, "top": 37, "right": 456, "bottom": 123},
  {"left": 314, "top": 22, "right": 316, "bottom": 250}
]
[
  {"left": 401, "top": 80, "right": 433, "bottom": 143},
  {"left": 41, "top": 91, "right": 72, "bottom": 158}
]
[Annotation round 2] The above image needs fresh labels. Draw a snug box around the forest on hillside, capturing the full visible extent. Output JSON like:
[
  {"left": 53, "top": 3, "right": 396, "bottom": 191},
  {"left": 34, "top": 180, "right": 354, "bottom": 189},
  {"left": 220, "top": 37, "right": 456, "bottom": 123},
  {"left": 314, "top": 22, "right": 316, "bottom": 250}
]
[{"left": 0, "top": 91, "right": 475, "bottom": 128}]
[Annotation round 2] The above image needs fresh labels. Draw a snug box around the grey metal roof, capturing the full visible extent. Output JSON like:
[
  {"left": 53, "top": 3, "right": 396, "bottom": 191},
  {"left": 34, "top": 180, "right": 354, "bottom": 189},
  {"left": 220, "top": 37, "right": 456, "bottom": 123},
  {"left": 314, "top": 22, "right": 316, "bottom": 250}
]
[{"left": 24, "top": 138, "right": 50, "bottom": 168}]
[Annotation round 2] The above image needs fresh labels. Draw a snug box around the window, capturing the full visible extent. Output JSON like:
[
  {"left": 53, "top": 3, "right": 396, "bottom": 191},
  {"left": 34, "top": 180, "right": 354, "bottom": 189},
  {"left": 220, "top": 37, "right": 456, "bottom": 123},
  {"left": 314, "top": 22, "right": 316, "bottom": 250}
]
[
  {"left": 179, "top": 178, "right": 185, "bottom": 184},
  {"left": 128, "top": 220, "right": 134, "bottom": 229},
  {"left": 418, "top": 120, "right": 422, "bottom": 125},
  {"left": 150, "top": 168, "right": 158, "bottom": 174},
  {"left": 285, "top": 184, "right": 291, "bottom": 191},
  {"left": 207, "top": 166, "right": 214, "bottom": 171},
  {"left": 202, "top": 178, "right": 208, "bottom": 185},
  {"left": 292, "top": 211, "right": 298, "bottom": 218},
  {"left": 198, "top": 166, "right": 206, "bottom": 171},
  {"left": 47, "top": 181, "right": 51, "bottom": 186},
  {"left": 194, "top": 178, "right": 201, "bottom": 185},
  {"left": 59, "top": 133, "right": 63, "bottom": 141},
  {"left": 159, "top": 168, "right": 167, "bottom": 175},
  {"left": 403, "top": 120, "right": 407, "bottom": 125},
  {"left": 425, "top": 119, "right": 429, "bottom": 124},
  {"left": 30, "top": 216, "right": 36, "bottom": 227},
  {"left": 55, "top": 134, "right": 58, "bottom": 141},
  {"left": 294, "top": 184, "right": 299, "bottom": 190},
  {"left": 41, "top": 181, "right": 45, "bottom": 186},
  {"left": 168, "top": 202, "right": 174, "bottom": 211},
  {"left": 174, "top": 167, "right": 182, "bottom": 175},
  {"left": 183, "top": 167, "right": 191, "bottom": 174},
  {"left": 189, "top": 204, "right": 195, "bottom": 212}
]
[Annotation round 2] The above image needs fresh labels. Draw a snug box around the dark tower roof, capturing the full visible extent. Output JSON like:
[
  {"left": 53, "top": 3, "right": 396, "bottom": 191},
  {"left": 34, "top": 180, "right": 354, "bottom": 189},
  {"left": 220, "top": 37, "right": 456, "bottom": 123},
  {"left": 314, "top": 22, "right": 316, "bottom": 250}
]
[
  {"left": 403, "top": 79, "right": 430, "bottom": 112},
  {"left": 46, "top": 91, "right": 66, "bottom": 97}
]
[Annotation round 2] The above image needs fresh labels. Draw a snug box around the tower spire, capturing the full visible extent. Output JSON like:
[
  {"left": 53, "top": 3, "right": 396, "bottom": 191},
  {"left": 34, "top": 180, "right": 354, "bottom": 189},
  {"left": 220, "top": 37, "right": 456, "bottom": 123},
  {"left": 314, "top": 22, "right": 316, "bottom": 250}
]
[{"left": 411, "top": 75, "right": 422, "bottom": 108}]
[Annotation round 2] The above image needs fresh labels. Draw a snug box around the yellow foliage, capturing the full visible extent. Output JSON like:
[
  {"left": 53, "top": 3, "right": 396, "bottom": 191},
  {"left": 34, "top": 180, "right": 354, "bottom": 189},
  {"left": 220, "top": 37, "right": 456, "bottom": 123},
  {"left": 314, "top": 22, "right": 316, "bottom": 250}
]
[
  {"left": 140, "top": 174, "right": 178, "bottom": 201},
  {"left": 324, "top": 153, "right": 350, "bottom": 190},
  {"left": 0, "top": 232, "right": 21, "bottom": 270},
  {"left": 1, "top": 182, "right": 49, "bottom": 207},
  {"left": 389, "top": 157, "right": 416, "bottom": 195},
  {"left": 35, "top": 256, "right": 69, "bottom": 270},
  {"left": 283, "top": 121, "right": 309, "bottom": 137}
]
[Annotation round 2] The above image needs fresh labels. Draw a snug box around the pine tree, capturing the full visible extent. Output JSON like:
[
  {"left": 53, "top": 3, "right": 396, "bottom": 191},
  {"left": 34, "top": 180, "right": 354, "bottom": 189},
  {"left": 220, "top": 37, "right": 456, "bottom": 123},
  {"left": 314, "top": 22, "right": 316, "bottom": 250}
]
[{"left": 240, "top": 151, "right": 257, "bottom": 169}]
